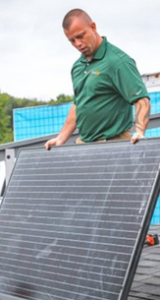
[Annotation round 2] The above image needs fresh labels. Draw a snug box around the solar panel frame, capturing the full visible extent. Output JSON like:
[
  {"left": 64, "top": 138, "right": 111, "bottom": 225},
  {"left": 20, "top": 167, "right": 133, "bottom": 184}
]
[{"left": 0, "top": 138, "right": 160, "bottom": 300}]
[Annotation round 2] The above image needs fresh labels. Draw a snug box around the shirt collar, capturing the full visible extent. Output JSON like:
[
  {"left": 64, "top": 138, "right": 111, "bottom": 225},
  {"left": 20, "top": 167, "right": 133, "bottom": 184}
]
[{"left": 80, "top": 36, "right": 107, "bottom": 63}]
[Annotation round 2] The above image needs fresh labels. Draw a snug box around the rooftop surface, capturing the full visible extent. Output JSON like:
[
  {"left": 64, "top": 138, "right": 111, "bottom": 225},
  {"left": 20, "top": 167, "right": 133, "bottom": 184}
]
[{"left": 129, "top": 224, "right": 160, "bottom": 300}]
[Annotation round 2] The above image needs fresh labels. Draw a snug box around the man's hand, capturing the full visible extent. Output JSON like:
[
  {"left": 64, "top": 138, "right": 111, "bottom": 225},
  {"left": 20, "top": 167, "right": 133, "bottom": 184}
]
[
  {"left": 131, "top": 132, "right": 145, "bottom": 144},
  {"left": 45, "top": 138, "right": 63, "bottom": 150}
]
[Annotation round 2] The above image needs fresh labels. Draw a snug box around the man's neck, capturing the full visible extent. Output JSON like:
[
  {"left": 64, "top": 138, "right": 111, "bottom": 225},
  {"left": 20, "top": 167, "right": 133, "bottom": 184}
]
[{"left": 86, "top": 36, "right": 103, "bottom": 61}]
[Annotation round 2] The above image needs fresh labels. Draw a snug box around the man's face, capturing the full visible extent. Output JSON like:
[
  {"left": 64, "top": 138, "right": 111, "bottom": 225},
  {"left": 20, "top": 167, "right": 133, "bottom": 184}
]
[{"left": 64, "top": 18, "right": 98, "bottom": 58}]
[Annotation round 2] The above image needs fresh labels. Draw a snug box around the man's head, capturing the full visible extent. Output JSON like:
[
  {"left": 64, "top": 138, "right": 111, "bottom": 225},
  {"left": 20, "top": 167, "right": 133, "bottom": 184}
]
[{"left": 62, "top": 9, "right": 102, "bottom": 59}]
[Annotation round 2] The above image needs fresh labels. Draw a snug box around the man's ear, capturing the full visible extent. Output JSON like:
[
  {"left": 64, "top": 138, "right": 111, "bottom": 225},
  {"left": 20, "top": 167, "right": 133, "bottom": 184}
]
[{"left": 91, "top": 22, "right": 97, "bottom": 31}]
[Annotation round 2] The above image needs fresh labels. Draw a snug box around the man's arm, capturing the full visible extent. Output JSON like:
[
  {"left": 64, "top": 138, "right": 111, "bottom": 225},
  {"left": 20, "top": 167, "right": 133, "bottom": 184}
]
[
  {"left": 131, "top": 97, "right": 151, "bottom": 144},
  {"left": 45, "top": 104, "right": 76, "bottom": 150}
]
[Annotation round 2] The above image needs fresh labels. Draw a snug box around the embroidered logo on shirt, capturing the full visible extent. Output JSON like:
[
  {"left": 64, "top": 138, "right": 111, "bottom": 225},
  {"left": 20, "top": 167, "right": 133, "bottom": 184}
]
[
  {"left": 135, "top": 89, "right": 142, "bottom": 95},
  {"left": 90, "top": 70, "right": 100, "bottom": 75}
]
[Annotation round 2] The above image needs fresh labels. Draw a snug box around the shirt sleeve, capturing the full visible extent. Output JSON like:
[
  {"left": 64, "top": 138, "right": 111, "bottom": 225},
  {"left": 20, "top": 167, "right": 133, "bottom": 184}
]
[{"left": 112, "top": 60, "right": 150, "bottom": 104}]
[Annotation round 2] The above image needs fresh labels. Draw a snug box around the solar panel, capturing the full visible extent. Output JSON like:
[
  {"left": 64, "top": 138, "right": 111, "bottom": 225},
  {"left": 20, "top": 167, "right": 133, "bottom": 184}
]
[{"left": 0, "top": 138, "right": 160, "bottom": 300}]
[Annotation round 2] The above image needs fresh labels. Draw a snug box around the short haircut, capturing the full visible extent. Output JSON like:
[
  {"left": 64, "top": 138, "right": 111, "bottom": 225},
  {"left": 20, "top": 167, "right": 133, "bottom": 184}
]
[{"left": 62, "top": 9, "right": 92, "bottom": 29}]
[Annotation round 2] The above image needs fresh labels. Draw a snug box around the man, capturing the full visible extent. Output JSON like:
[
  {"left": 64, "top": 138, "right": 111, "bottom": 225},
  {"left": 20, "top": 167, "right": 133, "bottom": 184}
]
[{"left": 45, "top": 9, "right": 150, "bottom": 150}]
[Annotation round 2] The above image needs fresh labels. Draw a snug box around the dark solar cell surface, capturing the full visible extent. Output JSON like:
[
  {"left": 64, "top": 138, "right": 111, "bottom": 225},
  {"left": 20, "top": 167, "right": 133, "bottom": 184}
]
[{"left": 0, "top": 138, "right": 160, "bottom": 300}]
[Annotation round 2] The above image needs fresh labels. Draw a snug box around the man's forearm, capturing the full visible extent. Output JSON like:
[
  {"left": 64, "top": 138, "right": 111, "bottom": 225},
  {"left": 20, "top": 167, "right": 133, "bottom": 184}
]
[
  {"left": 134, "top": 97, "right": 151, "bottom": 136},
  {"left": 57, "top": 119, "right": 76, "bottom": 144}
]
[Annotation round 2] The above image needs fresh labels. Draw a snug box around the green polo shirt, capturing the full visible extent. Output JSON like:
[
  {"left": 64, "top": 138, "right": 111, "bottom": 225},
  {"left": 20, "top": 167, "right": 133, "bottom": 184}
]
[{"left": 71, "top": 37, "right": 149, "bottom": 142}]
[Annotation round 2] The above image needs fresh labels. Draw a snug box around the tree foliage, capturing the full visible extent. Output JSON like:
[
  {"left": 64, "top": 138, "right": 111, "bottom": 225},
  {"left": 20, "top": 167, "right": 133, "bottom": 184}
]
[
  {"left": 49, "top": 94, "right": 73, "bottom": 105},
  {"left": 0, "top": 91, "right": 73, "bottom": 144},
  {"left": 0, "top": 98, "right": 12, "bottom": 143}
]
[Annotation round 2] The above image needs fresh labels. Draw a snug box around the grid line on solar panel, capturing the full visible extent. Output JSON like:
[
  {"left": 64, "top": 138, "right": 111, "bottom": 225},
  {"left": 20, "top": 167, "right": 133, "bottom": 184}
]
[
  {"left": 0, "top": 239, "right": 135, "bottom": 252},
  {"left": 0, "top": 242, "right": 133, "bottom": 255},
  {"left": 0, "top": 218, "right": 143, "bottom": 225},
  {"left": 16, "top": 156, "right": 160, "bottom": 165},
  {"left": 0, "top": 226, "right": 138, "bottom": 236},
  {"left": 2, "top": 196, "right": 151, "bottom": 202},
  {"left": 15, "top": 162, "right": 160, "bottom": 168},
  {"left": 0, "top": 215, "right": 145, "bottom": 224},
  {"left": 12, "top": 166, "right": 157, "bottom": 174},
  {"left": 6, "top": 189, "right": 152, "bottom": 194},
  {"left": 0, "top": 208, "right": 146, "bottom": 214},
  {"left": 17, "top": 156, "right": 160, "bottom": 164},
  {"left": 0, "top": 248, "right": 130, "bottom": 263},
  {"left": 11, "top": 171, "right": 156, "bottom": 176},
  {"left": 9, "top": 178, "right": 154, "bottom": 185},
  {"left": 10, "top": 178, "right": 155, "bottom": 182},
  {"left": 1, "top": 200, "right": 148, "bottom": 205},
  {"left": 0, "top": 234, "right": 136, "bottom": 246}
]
